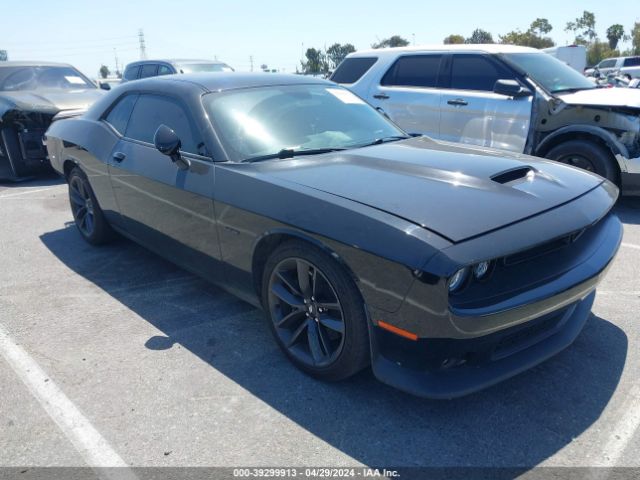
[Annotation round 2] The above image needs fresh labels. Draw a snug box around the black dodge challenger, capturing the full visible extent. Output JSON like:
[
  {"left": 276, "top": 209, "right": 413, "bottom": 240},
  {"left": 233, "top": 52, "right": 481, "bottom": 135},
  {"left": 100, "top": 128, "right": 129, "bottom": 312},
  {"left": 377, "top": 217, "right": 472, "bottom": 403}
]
[{"left": 44, "top": 73, "right": 622, "bottom": 398}]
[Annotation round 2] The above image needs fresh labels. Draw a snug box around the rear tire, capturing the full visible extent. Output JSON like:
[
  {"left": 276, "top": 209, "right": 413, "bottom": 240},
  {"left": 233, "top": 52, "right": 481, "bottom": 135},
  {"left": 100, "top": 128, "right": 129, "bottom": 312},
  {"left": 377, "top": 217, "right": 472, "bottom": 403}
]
[
  {"left": 546, "top": 140, "right": 618, "bottom": 183},
  {"left": 68, "top": 167, "right": 114, "bottom": 245},
  {"left": 261, "top": 240, "right": 370, "bottom": 381}
]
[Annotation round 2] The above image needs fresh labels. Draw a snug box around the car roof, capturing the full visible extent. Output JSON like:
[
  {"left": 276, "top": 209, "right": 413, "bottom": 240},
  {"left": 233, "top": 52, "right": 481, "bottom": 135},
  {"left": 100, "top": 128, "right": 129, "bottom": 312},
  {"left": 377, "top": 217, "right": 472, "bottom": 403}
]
[
  {"left": 126, "top": 59, "right": 229, "bottom": 67},
  {"left": 347, "top": 44, "right": 540, "bottom": 58},
  {"left": 120, "top": 72, "right": 333, "bottom": 93},
  {"left": 0, "top": 61, "right": 74, "bottom": 68}
]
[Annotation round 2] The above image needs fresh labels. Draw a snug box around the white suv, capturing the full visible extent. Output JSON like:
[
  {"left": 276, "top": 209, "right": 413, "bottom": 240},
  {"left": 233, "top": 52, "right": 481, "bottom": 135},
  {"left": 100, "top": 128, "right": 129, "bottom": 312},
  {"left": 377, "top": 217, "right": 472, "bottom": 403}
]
[
  {"left": 585, "top": 56, "right": 640, "bottom": 78},
  {"left": 332, "top": 45, "right": 640, "bottom": 195}
]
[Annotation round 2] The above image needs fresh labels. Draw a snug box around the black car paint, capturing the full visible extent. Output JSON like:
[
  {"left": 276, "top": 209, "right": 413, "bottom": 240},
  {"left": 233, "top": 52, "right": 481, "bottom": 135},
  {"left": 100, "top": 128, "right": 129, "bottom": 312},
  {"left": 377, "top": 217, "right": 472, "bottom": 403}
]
[{"left": 44, "top": 73, "right": 622, "bottom": 398}]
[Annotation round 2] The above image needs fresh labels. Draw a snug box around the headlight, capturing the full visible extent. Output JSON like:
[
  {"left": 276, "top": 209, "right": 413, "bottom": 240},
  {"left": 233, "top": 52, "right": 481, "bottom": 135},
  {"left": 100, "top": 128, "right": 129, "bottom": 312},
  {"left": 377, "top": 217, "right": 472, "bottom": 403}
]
[
  {"left": 472, "top": 261, "right": 491, "bottom": 279},
  {"left": 448, "top": 267, "right": 469, "bottom": 292}
]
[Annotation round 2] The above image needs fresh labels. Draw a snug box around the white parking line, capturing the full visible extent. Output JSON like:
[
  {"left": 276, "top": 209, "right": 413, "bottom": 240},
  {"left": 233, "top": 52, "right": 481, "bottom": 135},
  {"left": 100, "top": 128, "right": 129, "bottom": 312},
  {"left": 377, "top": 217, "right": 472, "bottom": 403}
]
[
  {"left": 0, "top": 322, "right": 137, "bottom": 479},
  {"left": 621, "top": 243, "right": 640, "bottom": 251},
  {"left": 596, "top": 384, "right": 640, "bottom": 468},
  {"left": 0, "top": 187, "right": 58, "bottom": 199}
]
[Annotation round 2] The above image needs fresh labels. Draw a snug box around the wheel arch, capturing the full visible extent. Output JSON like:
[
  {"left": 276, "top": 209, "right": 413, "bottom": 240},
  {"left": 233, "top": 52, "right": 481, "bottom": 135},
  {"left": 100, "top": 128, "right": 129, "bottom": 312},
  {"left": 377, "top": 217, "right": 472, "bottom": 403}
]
[
  {"left": 62, "top": 158, "right": 80, "bottom": 179},
  {"left": 534, "top": 125, "right": 628, "bottom": 175},
  {"left": 251, "top": 228, "right": 359, "bottom": 300}
]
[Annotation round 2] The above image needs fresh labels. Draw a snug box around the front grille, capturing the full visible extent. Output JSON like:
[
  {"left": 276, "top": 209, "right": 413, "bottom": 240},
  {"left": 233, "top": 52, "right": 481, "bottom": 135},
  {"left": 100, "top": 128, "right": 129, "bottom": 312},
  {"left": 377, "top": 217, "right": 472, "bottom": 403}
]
[
  {"left": 492, "top": 307, "right": 568, "bottom": 360},
  {"left": 503, "top": 229, "right": 585, "bottom": 266}
]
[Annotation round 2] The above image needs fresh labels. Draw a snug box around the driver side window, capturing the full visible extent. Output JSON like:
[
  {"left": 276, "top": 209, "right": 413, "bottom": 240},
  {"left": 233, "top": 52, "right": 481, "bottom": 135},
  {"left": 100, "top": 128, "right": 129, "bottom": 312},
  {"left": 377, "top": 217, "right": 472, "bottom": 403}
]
[{"left": 124, "top": 94, "right": 205, "bottom": 156}]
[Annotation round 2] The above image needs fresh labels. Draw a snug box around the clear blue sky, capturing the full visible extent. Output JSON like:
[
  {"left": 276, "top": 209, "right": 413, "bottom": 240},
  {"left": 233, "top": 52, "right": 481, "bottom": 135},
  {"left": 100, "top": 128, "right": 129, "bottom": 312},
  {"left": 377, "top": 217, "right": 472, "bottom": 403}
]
[{"left": 2, "top": 0, "right": 639, "bottom": 78}]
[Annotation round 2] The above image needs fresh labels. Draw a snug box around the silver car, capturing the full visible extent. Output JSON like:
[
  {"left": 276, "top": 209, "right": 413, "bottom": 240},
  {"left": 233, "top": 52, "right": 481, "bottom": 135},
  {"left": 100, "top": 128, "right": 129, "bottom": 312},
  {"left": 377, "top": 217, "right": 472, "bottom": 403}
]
[{"left": 333, "top": 45, "right": 640, "bottom": 195}]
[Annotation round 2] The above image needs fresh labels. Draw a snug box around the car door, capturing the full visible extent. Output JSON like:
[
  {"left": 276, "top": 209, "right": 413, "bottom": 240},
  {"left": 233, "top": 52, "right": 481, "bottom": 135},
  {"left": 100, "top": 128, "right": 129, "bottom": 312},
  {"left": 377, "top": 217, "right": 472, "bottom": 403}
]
[
  {"left": 367, "top": 54, "right": 444, "bottom": 138},
  {"left": 107, "top": 92, "right": 223, "bottom": 282},
  {"left": 439, "top": 53, "right": 532, "bottom": 152}
]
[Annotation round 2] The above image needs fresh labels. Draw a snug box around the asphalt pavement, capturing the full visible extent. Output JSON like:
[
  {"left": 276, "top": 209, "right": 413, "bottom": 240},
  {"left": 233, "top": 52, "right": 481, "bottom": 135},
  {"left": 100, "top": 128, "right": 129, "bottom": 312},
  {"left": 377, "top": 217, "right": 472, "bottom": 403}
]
[{"left": 0, "top": 175, "right": 639, "bottom": 474}]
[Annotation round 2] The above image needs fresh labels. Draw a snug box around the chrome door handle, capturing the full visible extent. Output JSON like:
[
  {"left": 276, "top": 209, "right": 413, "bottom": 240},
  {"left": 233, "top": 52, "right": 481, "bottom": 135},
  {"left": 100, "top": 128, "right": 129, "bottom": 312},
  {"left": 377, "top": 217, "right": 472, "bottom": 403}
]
[
  {"left": 113, "top": 152, "right": 126, "bottom": 163},
  {"left": 447, "top": 98, "right": 468, "bottom": 106}
]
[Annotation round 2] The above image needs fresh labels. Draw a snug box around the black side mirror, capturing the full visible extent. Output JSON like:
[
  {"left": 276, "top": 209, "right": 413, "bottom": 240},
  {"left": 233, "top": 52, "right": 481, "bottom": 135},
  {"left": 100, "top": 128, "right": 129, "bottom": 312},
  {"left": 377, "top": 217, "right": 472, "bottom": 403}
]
[
  {"left": 494, "top": 79, "right": 531, "bottom": 98},
  {"left": 154, "top": 124, "right": 190, "bottom": 171},
  {"left": 99, "top": 82, "right": 111, "bottom": 91}
]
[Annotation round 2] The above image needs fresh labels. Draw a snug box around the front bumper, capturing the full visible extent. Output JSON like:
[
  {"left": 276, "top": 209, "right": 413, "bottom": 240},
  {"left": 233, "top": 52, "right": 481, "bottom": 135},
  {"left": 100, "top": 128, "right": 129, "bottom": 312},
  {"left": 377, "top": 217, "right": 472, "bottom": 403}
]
[
  {"left": 370, "top": 291, "right": 594, "bottom": 399},
  {"left": 368, "top": 207, "right": 622, "bottom": 399}
]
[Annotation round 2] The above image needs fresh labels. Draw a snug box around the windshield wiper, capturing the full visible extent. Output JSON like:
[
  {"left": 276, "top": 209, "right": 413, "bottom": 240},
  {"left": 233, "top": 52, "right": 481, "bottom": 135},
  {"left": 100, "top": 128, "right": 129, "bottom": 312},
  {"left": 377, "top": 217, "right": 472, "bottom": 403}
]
[
  {"left": 354, "top": 135, "right": 410, "bottom": 148},
  {"left": 243, "top": 147, "right": 346, "bottom": 163}
]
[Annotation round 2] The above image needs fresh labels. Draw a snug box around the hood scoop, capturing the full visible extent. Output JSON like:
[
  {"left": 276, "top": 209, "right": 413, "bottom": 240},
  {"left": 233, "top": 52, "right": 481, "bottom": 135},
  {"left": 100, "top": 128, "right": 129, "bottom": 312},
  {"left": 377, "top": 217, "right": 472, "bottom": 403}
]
[{"left": 491, "top": 166, "right": 534, "bottom": 185}]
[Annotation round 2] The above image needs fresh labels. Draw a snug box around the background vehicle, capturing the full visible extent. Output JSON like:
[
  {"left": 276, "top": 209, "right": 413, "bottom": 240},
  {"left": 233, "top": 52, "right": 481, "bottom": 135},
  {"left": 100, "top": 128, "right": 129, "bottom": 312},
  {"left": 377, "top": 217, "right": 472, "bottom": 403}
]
[
  {"left": 0, "top": 61, "right": 104, "bottom": 179},
  {"left": 542, "top": 45, "right": 586, "bottom": 72},
  {"left": 96, "top": 77, "right": 122, "bottom": 90},
  {"left": 121, "top": 59, "right": 234, "bottom": 82},
  {"left": 585, "top": 56, "right": 640, "bottom": 78},
  {"left": 44, "top": 73, "right": 621, "bottom": 398},
  {"left": 333, "top": 45, "right": 640, "bottom": 195}
]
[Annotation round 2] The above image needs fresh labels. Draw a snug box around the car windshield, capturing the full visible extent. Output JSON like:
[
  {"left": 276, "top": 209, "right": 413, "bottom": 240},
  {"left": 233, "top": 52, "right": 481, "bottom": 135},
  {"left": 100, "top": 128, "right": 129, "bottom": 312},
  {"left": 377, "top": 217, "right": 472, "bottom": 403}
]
[
  {"left": 176, "top": 63, "right": 234, "bottom": 73},
  {"left": 203, "top": 84, "right": 406, "bottom": 162},
  {"left": 0, "top": 66, "right": 96, "bottom": 91},
  {"left": 502, "top": 52, "right": 597, "bottom": 94}
]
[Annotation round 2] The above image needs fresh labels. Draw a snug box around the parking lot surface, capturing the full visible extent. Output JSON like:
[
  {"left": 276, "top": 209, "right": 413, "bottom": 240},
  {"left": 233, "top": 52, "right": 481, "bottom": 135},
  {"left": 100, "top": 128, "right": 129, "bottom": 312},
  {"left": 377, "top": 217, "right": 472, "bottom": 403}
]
[{"left": 1, "top": 176, "right": 639, "bottom": 471}]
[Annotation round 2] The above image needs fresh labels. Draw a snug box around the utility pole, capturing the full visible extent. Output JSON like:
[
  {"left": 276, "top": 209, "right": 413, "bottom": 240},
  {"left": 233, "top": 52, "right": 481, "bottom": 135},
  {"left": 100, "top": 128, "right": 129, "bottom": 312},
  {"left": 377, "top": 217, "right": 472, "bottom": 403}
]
[
  {"left": 113, "top": 48, "right": 119, "bottom": 77},
  {"left": 138, "top": 29, "right": 147, "bottom": 60},
  {"left": 249, "top": 55, "right": 254, "bottom": 72}
]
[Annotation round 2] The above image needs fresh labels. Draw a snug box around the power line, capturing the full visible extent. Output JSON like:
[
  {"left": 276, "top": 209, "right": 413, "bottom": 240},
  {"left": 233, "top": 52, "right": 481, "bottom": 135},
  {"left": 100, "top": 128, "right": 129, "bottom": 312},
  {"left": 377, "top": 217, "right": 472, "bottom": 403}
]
[
  {"left": 7, "top": 41, "right": 138, "bottom": 53},
  {"left": 1, "top": 35, "right": 138, "bottom": 47}
]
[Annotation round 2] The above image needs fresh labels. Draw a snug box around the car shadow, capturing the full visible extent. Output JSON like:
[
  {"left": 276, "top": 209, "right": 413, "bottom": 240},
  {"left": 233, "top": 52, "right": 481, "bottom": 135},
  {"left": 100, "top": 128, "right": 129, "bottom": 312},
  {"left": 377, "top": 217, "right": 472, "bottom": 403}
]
[
  {"left": 615, "top": 197, "right": 640, "bottom": 225},
  {"left": 40, "top": 226, "right": 627, "bottom": 468},
  {"left": 0, "top": 170, "right": 64, "bottom": 189}
]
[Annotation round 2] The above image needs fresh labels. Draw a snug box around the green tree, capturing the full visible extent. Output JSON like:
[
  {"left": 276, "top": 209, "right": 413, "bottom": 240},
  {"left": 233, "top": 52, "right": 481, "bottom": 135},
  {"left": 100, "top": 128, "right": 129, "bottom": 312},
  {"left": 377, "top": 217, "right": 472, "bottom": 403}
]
[
  {"left": 587, "top": 41, "right": 619, "bottom": 66},
  {"left": 326, "top": 43, "right": 356, "bottom": 69},
  {"left": 500, "top": 18, "right": 555, "bottom": 48},
  {"left": 0, "top": 50, "right": 7, "bottom": 61},
  {"left": 99, "top": 65, "right": 110, "bottom": 79},
  {"left": 565, "top": 11, "right": 597, "bottom": 45},
  {"left": 300, "top": 48, "right": 327, "bottom": 74},
  {"left": 606, "top": 24, "right": 625, "bottom": 50},
  {"left": 443, "top": 34, "right": 465, "bottom": 44},
  {"left": 465, "top": 29, "right": 494, "bottom": 44},
  {"left": 530, "top": 18, "right": 553, "bottom": 36},
  {"left": 372, "top": 35, "right": 410, "bottom": 49},
  {"left": 631, "top": 22, "right": 640, "bottom": 55}
]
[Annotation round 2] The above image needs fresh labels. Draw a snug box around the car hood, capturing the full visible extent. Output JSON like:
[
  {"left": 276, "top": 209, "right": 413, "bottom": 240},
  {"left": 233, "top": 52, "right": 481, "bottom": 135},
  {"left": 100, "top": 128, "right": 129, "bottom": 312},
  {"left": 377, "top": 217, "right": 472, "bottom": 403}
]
[
  {"left": 556, "top": 87, "right": 640, "bottom": 110},
  {"left": 0, "top": 89, "right": 104, "bottom": 117},
  {"left": 259, "top": 137, "right": 604, "bottom": 243}
]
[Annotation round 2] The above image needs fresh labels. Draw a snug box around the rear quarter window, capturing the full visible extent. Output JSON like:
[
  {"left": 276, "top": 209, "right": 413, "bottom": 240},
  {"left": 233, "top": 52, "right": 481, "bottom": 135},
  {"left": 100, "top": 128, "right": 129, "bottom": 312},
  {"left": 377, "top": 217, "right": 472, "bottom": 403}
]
[
  {"left": 104, "top": 94, "right": 138, "bottom": 135},
  {"left": 330, "top": 57, "right": 378, "bottom": 84},
  {"left": 623, "top": 57, "right": 640, "bottom": 67}
]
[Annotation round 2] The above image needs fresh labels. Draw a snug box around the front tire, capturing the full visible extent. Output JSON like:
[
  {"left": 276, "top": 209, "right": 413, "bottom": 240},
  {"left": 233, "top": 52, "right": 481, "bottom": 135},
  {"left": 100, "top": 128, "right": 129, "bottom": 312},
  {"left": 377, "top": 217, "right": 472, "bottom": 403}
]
[
  {"left": 261, "top": 241, "right": 370, "bottom": 381},
  {"left": 546, "top": 140, "right": 618, "bottom": 183},
  {"left": 68, "top": 167, "right": 114, "bottom": 245}
]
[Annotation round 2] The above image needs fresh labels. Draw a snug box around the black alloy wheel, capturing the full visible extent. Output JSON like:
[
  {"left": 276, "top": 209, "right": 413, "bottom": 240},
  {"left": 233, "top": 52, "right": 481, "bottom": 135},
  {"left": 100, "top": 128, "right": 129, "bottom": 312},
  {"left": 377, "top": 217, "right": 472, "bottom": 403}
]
[
  {"left": 262, "top": 241, "right": 370, "bottom": 381},
  {"left": 67, "top": 167, "right": 114, "bottom": 245},
  {"left": 268, "top": 257, "right": 345, "bottom": 368},
  {"left": 69, "top": 174, "right": 96, "bottom": 237}
]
